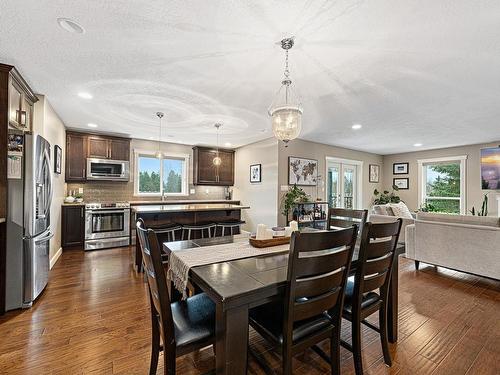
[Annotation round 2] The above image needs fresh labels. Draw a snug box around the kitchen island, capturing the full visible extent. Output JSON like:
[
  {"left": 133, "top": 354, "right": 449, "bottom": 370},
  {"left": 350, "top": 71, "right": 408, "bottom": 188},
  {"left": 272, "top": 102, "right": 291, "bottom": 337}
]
[{"left": 132, "top": 203, "right": 249, "bottom": 270}]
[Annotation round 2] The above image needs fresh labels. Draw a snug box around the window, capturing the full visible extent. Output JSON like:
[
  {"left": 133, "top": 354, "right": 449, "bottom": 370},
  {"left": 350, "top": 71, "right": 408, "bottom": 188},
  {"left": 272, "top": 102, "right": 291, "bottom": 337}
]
[
  {"left": 134, "top": 151, "right": 189, "bottom": 196},
  {"left": 418, "top": 156, "right": 467, "bottom": 214}
]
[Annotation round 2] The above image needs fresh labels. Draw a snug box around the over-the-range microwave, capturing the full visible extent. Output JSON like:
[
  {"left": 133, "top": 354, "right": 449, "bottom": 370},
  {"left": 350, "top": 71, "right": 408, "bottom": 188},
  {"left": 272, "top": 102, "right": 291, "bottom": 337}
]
[{"left": 86, "top": 158, "right": 130, "bottom": 181}]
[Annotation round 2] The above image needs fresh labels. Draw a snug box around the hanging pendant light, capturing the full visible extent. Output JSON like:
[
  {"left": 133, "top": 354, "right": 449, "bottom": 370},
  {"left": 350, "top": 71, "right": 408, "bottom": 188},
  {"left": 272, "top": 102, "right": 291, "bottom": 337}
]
[
  {"left": 155, "top": 112, "right": 164, "bottom": 159},
  {"left": 268, "top": 37, "right": 303, "bottom": 147},
  {"left": 213, "top": 123, "right": 222, "bottom": 166}
]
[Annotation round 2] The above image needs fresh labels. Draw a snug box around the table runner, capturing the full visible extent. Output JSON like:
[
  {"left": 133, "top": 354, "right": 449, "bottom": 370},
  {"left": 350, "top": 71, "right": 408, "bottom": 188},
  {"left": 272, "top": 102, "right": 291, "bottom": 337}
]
[{"left": 167, "top": 240, "right": 290, "bottom": 298}]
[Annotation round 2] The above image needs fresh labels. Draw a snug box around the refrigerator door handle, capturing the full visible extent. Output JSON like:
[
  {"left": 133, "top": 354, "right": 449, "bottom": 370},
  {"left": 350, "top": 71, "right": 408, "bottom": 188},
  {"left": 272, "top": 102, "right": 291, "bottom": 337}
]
[
  {"left": 43, "top": 148, "right": 53, "bottom": 218},
  {"left": 34, "top": 231, "right": 54, "bottom": 244}
]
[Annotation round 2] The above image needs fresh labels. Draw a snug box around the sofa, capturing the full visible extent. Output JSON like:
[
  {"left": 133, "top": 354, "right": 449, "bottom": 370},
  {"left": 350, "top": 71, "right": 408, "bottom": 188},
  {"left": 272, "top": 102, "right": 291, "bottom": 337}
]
[
  {"left": 369, "top": 203, "right": 415, "bottom": 244},
  {"left": 405, "top": 212, "right": 500, "bottom": 280}
]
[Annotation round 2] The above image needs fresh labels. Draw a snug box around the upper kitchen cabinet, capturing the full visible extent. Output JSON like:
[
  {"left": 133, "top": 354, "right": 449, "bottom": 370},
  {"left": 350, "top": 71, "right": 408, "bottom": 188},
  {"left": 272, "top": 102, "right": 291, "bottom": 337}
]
[
  {"left": 88, "top": 136, "right": 130, "bottom": 161},
  {"left": 3, "top": 64, "right": 37, "bottom": 133},
  {"left": 66, "top": 132, "right": 87, "bottom": 182},
  {"left": 193, "top": 146, "right": 234, "bottom": 186},
  {"left": 65, "top": 132, "right": 130, "bottom": 182}
]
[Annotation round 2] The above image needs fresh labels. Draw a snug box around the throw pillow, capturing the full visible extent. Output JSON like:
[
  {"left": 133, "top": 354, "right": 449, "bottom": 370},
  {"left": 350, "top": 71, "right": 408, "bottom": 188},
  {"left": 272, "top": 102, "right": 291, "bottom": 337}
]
[{"left": 388, "top": 202, "right": 413, "bottom": 219}]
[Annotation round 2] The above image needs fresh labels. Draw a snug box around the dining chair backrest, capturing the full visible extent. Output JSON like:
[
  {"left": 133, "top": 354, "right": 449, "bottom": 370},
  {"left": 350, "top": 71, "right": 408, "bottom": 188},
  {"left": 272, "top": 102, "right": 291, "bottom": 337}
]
[
  {"left": 328, "top": 208, "right": 368, "bottom": 234},
  {"left": 284, "top": 227, "right": 358, "bottom": 332},
  {"left": 136, "top": 219, "right": 175, "bottom": 344},
  {"left": 353, "top": 219, "right": 402, "bottom": 301}
]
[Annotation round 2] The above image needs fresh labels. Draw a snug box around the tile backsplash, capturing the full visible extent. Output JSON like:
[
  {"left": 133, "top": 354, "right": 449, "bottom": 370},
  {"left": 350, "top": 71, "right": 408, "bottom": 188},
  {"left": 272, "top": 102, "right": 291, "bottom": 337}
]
[{"left": 66, "top": 182, "right": 226, "bottom": 202}]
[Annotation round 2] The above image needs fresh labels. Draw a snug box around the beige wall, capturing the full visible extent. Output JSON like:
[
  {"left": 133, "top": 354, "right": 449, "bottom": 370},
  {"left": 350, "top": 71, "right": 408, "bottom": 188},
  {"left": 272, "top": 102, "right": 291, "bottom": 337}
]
[
  {"left": 382, "top": 141, "right": 500, "bottom": 215},
  {"left": 67, "top": 138, "right": 226, "bottom": 202},
  {"left": 33, "top": 96, "right": 66, "bottom": 267},
  {"left": 233, "top": 138, "right": 279, "bottom": 231},
  {"left": 277, "top": 139, "right": 384, "bottom": 226}
]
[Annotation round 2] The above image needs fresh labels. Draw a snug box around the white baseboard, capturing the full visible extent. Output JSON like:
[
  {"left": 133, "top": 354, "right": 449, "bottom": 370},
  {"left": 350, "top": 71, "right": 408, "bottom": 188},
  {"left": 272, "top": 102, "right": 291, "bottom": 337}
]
[{"left": 50, "top": 247, "right": 62, "bottom": 269}]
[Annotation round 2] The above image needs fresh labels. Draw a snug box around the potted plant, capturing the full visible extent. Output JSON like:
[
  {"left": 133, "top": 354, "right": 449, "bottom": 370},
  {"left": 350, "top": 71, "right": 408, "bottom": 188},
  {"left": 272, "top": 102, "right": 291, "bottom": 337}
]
[
  {"left": 373, "top": 185, "right": 401, "bottom": 205},
  {"left": 280, "top": 185, "right": 310, "bottom": 222}
]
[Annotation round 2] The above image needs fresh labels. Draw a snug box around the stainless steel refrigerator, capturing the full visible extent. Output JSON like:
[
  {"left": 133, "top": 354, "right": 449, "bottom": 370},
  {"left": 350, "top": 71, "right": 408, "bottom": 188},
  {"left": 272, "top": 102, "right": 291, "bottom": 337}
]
[{"left": 5, "top": 133, "right": 53, "bottom": 310}]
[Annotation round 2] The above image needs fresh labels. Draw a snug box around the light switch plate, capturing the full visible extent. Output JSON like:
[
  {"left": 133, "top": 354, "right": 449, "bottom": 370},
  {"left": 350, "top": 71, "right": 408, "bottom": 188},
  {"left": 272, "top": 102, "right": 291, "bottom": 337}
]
[
  {"left": 190, "top": 188, "right": 195, "bottom": 194},
  {"left": 78, "top": 187, "right": 83, "bottom": 194},
  {"left": 280, "top": 185, "right": 289, "bottom": 192}
]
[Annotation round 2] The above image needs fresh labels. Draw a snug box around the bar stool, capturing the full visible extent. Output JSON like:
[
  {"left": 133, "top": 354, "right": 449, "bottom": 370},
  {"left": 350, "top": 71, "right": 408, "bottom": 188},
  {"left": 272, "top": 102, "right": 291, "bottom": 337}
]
[
  {"left": 149, "top": 224, "right": 182, "bottom": 243},
  {"left": 216, "top": 221, "right": 244, "bottom": 236},
  {"left": 182, "top": 223, "right": 216, "bottom": 240}
]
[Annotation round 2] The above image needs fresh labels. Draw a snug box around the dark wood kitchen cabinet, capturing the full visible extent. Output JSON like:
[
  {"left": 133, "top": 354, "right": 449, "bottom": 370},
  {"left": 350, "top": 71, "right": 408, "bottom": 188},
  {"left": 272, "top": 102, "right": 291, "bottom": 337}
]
[
  {"left": 66, "top": 132, "right": 130, "bottom": 182},
  {"left": 61, "top": 205, "right": 85, "bottom": 249},
  {"left": 88, "top": 136, "right": 130, "bottom": 161},
  {"left": 192, "top": 146, "right": 234, "bottom": 186},
  {"left": 66, "top": 132, "right": 88, "bottom": 182}
]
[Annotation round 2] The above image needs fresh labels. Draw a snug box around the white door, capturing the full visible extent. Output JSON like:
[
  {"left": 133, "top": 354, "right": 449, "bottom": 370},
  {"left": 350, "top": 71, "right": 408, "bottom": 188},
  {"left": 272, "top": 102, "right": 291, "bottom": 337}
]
[{"left": 327, "top": 161, "right": 358, "bottom": 209}]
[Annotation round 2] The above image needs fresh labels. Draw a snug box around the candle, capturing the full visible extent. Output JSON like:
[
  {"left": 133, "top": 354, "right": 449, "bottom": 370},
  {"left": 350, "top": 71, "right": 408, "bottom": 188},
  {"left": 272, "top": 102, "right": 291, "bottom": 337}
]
[
  {"left": 265, "top": 229, "right": 274, "bottom": 240},
  {"left": 256, "top": 224, "right": 267, "bottom": 240},
  {"left": 284, "top": 226, "right": 293, "bottom": 237},
  {"left": 289, "top": 220, "right": 299, "bottom": 232}
]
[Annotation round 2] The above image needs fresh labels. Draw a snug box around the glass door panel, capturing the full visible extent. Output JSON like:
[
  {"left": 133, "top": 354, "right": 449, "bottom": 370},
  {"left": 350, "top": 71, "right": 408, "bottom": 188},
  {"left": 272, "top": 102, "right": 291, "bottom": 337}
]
[
  {"left": 327, "top": 163, "right": 340, "bottom": 207},
  {"left": 326, "top": 161, "right": 358, "bottom": 209}
]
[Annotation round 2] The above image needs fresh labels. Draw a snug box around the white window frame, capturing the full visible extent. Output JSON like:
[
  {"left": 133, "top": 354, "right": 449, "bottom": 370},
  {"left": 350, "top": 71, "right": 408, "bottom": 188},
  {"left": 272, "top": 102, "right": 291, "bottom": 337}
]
[
  {"left": 417, "top": 155, "right": 467, "bottom": 214},
  {"left": 134, "top": 150, "right": 190, "bottom": 197},
  {"left": 325, "top": 157, "right": 364, "bottom": 209}
]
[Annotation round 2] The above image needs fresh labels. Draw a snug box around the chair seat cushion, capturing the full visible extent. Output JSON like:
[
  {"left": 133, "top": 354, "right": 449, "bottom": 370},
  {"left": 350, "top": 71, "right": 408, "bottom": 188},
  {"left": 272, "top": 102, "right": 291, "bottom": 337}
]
[
  {"left": 343, "top": 277, "right": 380, "bottom": 314},
  {"left": 171, "top": 293, "right": 216, "bottom": 349},
  {"left": 249, "top": 301, "right": 334, "bottom": 345}
]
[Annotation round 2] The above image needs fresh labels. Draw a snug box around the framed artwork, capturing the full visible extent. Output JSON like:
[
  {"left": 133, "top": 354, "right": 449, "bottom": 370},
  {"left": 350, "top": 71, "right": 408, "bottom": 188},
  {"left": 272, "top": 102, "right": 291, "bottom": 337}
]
[
  {"left": 54, "top": 145, "right": 62, "bottom": 174},
  {"left": 250, "top": 164, "right": 261, "bottom": 183},
  {"left": 480, "top": 147, "right": 500, "bottom": 190},
  {"left": 288, "top": 156, "right": 318, "bottom": 186},
  {"left": 393, "top": 177, "right": 409, "bottom": 190},
  {"left": 369, "top": 164, "right": 380, "bottom": 183},
  {"left": 393, "top": 162, "right": 409, "bottom": 174}
]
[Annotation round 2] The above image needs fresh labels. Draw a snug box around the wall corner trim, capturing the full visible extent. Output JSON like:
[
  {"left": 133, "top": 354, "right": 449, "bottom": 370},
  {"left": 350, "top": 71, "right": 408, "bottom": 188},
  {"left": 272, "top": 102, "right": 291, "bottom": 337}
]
[{"left": 50, "top": 247, "right": 63, "bottom": 270}]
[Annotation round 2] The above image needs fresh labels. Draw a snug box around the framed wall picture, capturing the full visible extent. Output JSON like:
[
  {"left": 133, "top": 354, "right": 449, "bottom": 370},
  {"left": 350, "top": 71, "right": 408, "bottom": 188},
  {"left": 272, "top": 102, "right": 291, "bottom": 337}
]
[
  {"left": 54, "top": 145, "right": 62, "bottom": 174},
  {"left": 480, "top": 147, "right": 500, "bottom": 190},
  {"left": 393, "top": 177, "right": 409, "bottom": 190},
  {"left": 369, "top": 164, "right": 380, "bottom": 183},
  {"left": 288, "top": 156, "right": 318, "bottom": 186},
  {"left": 250, "top": 164, "right": 261, "bottom": 183},
  {"left": 393, "top": 162, "right": 409, "bottom": 174}
]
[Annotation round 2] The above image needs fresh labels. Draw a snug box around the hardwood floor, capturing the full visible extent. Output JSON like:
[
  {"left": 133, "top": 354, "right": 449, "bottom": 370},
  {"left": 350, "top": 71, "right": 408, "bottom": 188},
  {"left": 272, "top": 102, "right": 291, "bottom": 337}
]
[{"left": 0, "top": 247, "right": 498, "bottom": 374}]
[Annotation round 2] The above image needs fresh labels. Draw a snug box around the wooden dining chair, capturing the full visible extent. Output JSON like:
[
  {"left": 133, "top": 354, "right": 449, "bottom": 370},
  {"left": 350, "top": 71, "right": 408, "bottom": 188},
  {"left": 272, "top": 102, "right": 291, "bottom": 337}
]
[
  {"left": 249, "top": 226, "right": 358, "bottom": 375},
  {"left": 136, "top": 219, "right": 216, "bottom": 375},
  {"left": 327, "top": 208, "right": 368, "bottom": 234},
  {"left": 341, "top": 219, "right": 402, "bottom": 375}
]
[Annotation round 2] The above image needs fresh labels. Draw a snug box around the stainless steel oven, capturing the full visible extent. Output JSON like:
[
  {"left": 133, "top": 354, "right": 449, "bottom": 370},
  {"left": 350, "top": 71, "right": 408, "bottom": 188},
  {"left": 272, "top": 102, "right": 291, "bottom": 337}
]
[
  {"left": 86, "top": 158, "right": 130, "bottom": 181},
  {"left": 84, "top": 202, "right": 130, "bottom": 250}
]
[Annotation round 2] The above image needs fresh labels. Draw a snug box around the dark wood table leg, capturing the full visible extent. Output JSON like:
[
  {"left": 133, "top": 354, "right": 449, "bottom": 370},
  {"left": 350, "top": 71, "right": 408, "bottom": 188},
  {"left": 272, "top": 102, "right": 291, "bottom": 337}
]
[
  {"left": 215, "top": 303, "right": 249, "bottom": 375},
  {"left": 135, "top": 228, "right": 143, "bottom": 272},
  {"left": 388, "top": 253, "right": 400, "bottom": 343}
]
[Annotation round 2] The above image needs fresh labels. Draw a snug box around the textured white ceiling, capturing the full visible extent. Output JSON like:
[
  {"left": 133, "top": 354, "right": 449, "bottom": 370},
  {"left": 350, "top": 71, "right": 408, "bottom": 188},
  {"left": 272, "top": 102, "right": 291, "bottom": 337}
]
[{"left": 1, "top": 0, "right": 499, "bottom": 154}]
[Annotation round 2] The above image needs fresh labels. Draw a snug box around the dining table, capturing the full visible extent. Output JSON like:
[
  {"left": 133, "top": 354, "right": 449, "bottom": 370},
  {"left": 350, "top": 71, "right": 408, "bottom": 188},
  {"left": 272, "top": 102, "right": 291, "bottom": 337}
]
[{"left": 163, "top": 234, "right": 405, "bottom": 375}]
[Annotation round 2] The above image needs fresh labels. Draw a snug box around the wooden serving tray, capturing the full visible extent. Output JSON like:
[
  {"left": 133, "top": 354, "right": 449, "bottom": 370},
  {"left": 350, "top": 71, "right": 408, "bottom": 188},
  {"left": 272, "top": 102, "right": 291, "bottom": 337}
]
[{"left": 249, "top": 236, "right": 290, "bottom": 248}]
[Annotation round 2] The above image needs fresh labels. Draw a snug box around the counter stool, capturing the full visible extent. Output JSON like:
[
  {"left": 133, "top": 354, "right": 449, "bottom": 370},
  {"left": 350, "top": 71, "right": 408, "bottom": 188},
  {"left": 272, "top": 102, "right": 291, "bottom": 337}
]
[
  {"left": 149, "top": 224, "right": 182, "bottom": 243},
  {"left": 216, "top": 221, "right": 245, "bottom": 236},
  {"left": 182, "top": 223, "right": 216, "bottom": 240}
]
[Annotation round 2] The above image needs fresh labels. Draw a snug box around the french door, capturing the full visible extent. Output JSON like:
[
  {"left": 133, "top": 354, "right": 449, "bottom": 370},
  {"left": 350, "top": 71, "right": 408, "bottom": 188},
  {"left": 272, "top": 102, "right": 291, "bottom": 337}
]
[{"left": 327, "top": 161, "right": 358, "bottom": 209}]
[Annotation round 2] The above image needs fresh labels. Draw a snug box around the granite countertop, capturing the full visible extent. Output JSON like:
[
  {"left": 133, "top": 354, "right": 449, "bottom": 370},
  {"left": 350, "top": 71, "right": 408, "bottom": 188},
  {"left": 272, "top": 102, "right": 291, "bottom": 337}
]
[
  {"left": 129, "top": 199, "right": 239, "bottom": 205},
  {"left": 62, "top": 202, "right": 86, "bottom": 206},
  {"left": 132, "top": 203, "right": 250, "bottom": 214}
]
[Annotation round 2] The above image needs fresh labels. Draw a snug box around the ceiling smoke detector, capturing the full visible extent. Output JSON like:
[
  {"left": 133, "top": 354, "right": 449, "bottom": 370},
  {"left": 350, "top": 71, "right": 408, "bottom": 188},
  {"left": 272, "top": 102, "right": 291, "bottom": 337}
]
[{"left": 57, "top": 18, "right": 85, "bottom": 34}]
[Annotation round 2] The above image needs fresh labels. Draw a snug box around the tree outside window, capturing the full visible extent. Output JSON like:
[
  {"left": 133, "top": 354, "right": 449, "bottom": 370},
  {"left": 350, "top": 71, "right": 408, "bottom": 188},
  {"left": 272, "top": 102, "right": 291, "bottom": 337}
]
[
  {"left": 424, "top": 162, "right": 461, "bottom": 213},
  {"left": 136, "top": 153, "right": 187, "bottom": 196}
]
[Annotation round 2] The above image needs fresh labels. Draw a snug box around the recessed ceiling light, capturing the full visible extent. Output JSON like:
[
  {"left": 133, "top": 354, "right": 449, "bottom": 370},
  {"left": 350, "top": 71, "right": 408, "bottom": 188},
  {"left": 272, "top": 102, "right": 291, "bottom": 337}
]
[
  {"left": 78, "top": 92, "right": 93, "bottom": 99},
  {"left": 225, "top": 142, "right": 232, "bottom": 147},
  {"left": 352, "top": 124, "right": 362, "bottom": 130},
  {"left": 87, "top": 123, "right": 98, "bottom": 128},
  {"left": 413, "top": 143, "right": 423, "bottom": 147},
  {"left": 57, "top": 18, "right": 85, "bottom": 34}
]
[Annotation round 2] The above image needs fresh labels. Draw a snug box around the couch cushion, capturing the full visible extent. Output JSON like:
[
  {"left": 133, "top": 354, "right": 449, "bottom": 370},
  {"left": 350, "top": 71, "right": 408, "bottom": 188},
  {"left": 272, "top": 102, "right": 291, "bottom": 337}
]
[
  {"left": 416, "top": 212, "right": 500, "bottom": 227},
  {"left": 372, "top": 204, "right": 394, "bottom": 216},
  {"left": 389, "top": 202, "right": 413, "bottom": 219}
]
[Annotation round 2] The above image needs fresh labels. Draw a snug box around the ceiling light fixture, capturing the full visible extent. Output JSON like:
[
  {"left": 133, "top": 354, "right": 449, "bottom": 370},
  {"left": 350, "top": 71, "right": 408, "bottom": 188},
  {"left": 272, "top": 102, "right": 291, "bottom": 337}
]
[
  {"left": 352, "top": 124, "right": 362, "bottom": 130},
  {"left": 413, "top": 143, "right": 423, "bottom": 147},
  {"left": 78, "top": 92, "right": 93, "bottom": 99},
  {"left": 268, "top": 37, "right": 302, "bottom": 147},
  {"left": 213, "top": 123, "right": 222, "bottom": 166},
  {"left": 225, "top": 142, "right": 232, "bottom": 147},
  {"left": 155, "top": 112, "right": 164, "bottom": 159},
  {"left": 87, "top": 123, "right": 98, "bottom": 128},
  {"left": 57, "top": 18, "right": 85, "bottom": 34}
]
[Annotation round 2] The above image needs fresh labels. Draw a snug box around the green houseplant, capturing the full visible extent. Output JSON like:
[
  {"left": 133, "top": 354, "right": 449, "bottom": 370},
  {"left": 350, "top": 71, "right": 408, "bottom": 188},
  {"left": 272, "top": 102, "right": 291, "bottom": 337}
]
[
  {"left": 373, "top": 185, "right": 401, "bottom": 205},
  {"left": 470, "top": 193, "right": 489, "bottom": 216},
  {"left": 280, "top": 185, "right": 310, "bottom": 219}
]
